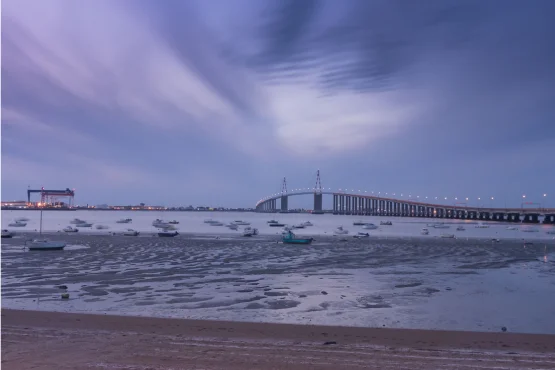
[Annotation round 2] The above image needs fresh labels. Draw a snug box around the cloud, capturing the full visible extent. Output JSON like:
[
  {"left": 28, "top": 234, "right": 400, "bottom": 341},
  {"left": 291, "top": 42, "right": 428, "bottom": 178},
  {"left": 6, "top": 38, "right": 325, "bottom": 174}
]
[{"left": 2, "top": 0, "right": 554, "bottom": 206}]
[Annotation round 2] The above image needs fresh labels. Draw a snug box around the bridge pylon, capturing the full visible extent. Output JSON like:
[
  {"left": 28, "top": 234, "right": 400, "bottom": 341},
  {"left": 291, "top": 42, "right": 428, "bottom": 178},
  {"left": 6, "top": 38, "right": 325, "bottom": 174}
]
[
  {"left": 280, "top": 177, "right": 288, "bottom": 212},
  {"left": 313, "top": 170, "right": 324, "bottom": 214}
]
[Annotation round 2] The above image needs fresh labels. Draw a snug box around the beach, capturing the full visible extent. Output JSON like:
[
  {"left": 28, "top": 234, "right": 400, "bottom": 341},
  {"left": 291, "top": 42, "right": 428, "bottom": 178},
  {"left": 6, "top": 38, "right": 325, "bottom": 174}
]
[
  {"left": 3, "top": 211, "right": 555, "bottom": 368},
  {"left": 3, "top": 309, "right": 555, "bottom": 369}
]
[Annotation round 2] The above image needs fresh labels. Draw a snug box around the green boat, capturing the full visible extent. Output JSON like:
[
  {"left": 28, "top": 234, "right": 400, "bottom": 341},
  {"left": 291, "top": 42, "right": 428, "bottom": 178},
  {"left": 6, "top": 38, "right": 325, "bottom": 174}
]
[{"left": 282, "top": 231, "right": 314, "bottom": 245}]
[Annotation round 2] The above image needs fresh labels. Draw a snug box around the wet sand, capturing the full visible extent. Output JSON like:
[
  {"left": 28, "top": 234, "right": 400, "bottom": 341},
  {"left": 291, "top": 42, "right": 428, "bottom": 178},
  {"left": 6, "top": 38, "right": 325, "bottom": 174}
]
[
  {"left": 2, "top": 309, "right": 555, "bottom": 369},
  {"left": 3, "top": 234, "right": 555, "bottom": 333}
]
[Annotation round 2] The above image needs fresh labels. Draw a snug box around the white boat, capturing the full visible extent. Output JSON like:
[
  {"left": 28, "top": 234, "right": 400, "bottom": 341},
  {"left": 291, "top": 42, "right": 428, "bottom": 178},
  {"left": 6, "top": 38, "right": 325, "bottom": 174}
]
[
  {"left": 441, "top": 234, "right": 455, "bottom": 238},
  {"left": 8, "top": 221, "right": 27, "bottom": 227},
  {"left": 123, "top": 229, "right": 140, "bottom": 236},
  {"left": 232, "top": 220, "right": 250, "bottom": 226},
  {"left": 421, "top": 228, "right": 429, "bottom": 235},
  {"left": 70, "top": 218, "right": 86, "bottom": 224},
  {"left": 353, "top": 220, "right": 366, "bottom": 226},
  {"left": 15, "top": 217, "right": 29, "bottom": 222},
  {"left": 95, "top": 225, "right": 109, "bottom": 230},
  {"left": 522, "top": 227, "right": 539, "bottom": 233},
  {"left": 27, "top": 211, "right": 65, "bottom": 251},
  {"left": 380, "top": 221, "right": 392, "bottom": 226},
  {"left": 362, "top": 223, "right": 378, "bottom": 230},
  {"left": 63, "top": 226, "right": 79, "bottom": 233},
  {"left": 152, "top": 219, "right": 171, "bottom": 228},
  {"left": 353, "top": 232, "right": 370, "bottom": 238},
  {"left": 506, "top": 226, "right": 518, "bottom": 230},
  {"left": 433, "top": 224, "right": 450, "bottom": 229},
  {"left": 116, "top": 218, "right": 132, "bottom": 224},
  {"left": 475, "top": 223, "right": 489, "bottom": 228},
  {"left": 334, "top": 226, "right": 349, "bottom": 235},
  {"left": 243, "top": 227, "right": 259, "bottom": 237},
  {"left": 302, "top": 221, "right": 313, "bottom": 227},
  {"left": 456, "top": 226, "right": 465, "bottom": 231},
  {"left": 1, "top": 229, "right": 14, "bottom": 238},
  {"left": 75, "top": 222, "right": 93, "bottom": 227},
  {"left": 292, "top": 224, "right": 305, "bottom": 229}
]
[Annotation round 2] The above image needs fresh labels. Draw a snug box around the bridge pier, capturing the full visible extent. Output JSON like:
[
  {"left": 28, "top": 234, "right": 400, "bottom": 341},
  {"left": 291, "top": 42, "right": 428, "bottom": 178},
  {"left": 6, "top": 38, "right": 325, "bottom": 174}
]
[
  {"left": 543, "top": 214, "right": 555, "bottom": 224},
  {"left": 522, "top": 213, "right": 540, "bottom": 224},
  {"left": 280, "top": 195, "right": 288, "bottom": 213},
  {"left": 479, "top": 212, "right": 491, "bottom": 221},
  {"left": 507, "top": 213, "right": 521, "bottom": 223},
  {"left": 492, "top": 212, "right": 505, "bottom": 221},
  {"left": 313, "top": 193, "right": 323, "bottom": 214}
]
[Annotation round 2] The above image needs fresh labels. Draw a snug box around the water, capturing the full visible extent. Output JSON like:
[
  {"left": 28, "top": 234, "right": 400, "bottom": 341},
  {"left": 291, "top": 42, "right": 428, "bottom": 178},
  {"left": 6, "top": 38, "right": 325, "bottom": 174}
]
[
  {"left": 2, "top": 209, "right": 555, "bottom": 240},
  {"left": 2, "top": 210, "right": 555, "bottom": 334}
]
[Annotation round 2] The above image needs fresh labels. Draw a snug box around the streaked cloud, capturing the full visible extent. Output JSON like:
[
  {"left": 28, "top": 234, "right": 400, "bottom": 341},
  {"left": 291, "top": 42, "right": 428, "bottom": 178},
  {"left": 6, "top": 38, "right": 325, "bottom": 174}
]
[{"left": 2, "top": 0, "right": 554, "bottom": 206}]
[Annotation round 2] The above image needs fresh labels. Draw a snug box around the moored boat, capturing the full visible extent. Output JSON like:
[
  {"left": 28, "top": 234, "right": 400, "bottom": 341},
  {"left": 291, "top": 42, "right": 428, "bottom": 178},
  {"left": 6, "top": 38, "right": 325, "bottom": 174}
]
[
  {"left": 70, "top": 218, "right": 86, "bottom": 225},
  {"left": 353, "top": 232, "right": 370, "bottom": 238},
  {"left": 353, "top": 220, "right": 366, "bottom": 226},
  {"left": 282, "top": 231, "right": 313, "bottom": 244},
  {"left": 76, "top": 222, "right": 93, "bottom": 227},
  {"left": 116, "top": 218, "right": 132, "bottom": 224},
  {"left": 232, "top": 220, "right": 250, "bottom": 226},
  {"left": 28, "top": 239, "right": 66, "bottom": 251},
  {"left": 475, "top": 223, "right": 489, "bottom": 228},
  {"left": 63, "top": 226, "right": 79, "bottom": 233},
  {"left": 302, "top": 221, "right": 313, "bottom": 227},
  {"left": 226, "top": 224, "right": 239, "bottom": 230},
  {"left": 362, "top": 223, "right": 378, "bottom": 230},
  {"left": 380, "top": 221, "right": 393, "bottom": 226},
  {"left": 1, "top": 229, "right": 14, "bottom": 238},
  {"left": 152, "top": 219, "right": 171, "bottom": 228},
  {"left": 506, "top": 226, "right": 518, "bottom": 231},
  {"left": 8, "top": 220, "right": 27, "bottom": 227},
  {"left": 433, "top": 224, "right": 450, "bottom": 229},
  {"left": 168, "top": 220, "right": 179, "bottom": 225},
  {"left": 15, "top": 217, "right": 30, "bottom": 222},
  {"left": 123, "top": 229, "right": 140, "bottom": 236},
  {"left": 27, "top": 210, "right": 66, "bottom": 251},
  {"left": 95, "top": 225, "right": 109, "bottom": 230},
  {"left": 456, "top": 226, "right": 465, "bottom": 231},
  {"left": 269, "top": 222, "right": 285, "bottom": 227},
  {"left": 421, "top": 228, "right": 429, "bottom": 235},
  {"left": 243, "top": 227, "right": 259, "bottom": 237}
]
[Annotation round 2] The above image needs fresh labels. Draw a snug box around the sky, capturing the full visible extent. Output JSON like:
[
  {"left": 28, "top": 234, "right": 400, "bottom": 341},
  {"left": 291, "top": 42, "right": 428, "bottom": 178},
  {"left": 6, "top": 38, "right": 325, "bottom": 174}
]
[{"left": 2, "top": 0, "right": 555, "bottom": 209}]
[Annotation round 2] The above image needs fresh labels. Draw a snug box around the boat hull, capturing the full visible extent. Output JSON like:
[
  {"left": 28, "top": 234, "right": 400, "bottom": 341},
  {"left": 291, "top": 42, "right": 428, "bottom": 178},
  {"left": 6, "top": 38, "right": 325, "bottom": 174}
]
[
  {"left": 282, "top": 238, "right": 314, "bottom": 245},
  {"left": 158, "top": 232, "right": 179, "bottom": 237},
  {"left": 29, "top": 246, "right": 65, "bottom": 251}
]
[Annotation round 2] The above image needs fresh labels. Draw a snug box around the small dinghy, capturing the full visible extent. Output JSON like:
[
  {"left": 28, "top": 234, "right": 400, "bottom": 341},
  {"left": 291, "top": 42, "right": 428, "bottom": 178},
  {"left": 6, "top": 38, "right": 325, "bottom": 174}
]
[
  {"left": 421, "top": 228, "right": 430, "bottom": 235},
  {"left": 456, "top": 226, "right": 465, "bottom": 231},
  {"left": 362, "top": 223, "right": 378, "bottom": 230},
  {"left": 123, "top": 229, "right": 140, "bottom": 236},
  {"left": 353, "top": 232, "right": 370, "bottom": 239},
  {"left": 8, "top": 221, "right": 27, "bottom": 227},
  {"left": 243, "top": 227, "right": 259, "bottom": 237},
  {"left": 63, "top": 226, "right": 79, "bottom": 233},
  {"left": 282, "top": 231, "right": 313, "bottom": 244},
  {"left": 380, "top": 221, "right": 392, "bottom": 226},
  {"left": 116, "top": 218, "right": 132, "bottom": 224}
]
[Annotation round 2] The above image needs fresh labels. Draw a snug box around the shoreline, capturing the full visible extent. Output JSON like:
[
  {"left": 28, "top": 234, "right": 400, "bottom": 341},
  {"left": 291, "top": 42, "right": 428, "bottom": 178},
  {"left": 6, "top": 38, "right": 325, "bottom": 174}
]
[{"left": 3, "top": 309, "right": 555, "bottom": 369}]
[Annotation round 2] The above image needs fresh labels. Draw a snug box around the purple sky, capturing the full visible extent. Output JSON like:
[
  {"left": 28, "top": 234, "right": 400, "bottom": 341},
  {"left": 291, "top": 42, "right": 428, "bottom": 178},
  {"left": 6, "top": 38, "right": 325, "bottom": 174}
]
[{"left": 2, "top": 0, "right": 554, "bottom": 208}]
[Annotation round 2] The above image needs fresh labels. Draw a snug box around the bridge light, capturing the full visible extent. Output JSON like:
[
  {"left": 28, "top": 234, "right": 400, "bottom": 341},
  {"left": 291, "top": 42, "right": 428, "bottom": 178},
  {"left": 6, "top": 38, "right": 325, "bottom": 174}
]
[
  {"left": 522, "top": 195, "right": 526, "bottom": 198},
  {"left": 444, "top": 197, "right": 447, "bottom": 200},
  {"left": 491, "top": 197, "right": 494, "bottom": 200},
  {"left": 466, "top": 197, "right": 469, "bottom": 201},
  {"left": 543, "top": 193, "right": 547, "bottom": 197}
]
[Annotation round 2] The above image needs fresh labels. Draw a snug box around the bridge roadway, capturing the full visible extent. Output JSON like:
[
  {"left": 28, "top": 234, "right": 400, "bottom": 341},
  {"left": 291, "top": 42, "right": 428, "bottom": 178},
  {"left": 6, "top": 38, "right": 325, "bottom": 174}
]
[{"left": 255, "top": 191, "right": 555, "bottom": 224}]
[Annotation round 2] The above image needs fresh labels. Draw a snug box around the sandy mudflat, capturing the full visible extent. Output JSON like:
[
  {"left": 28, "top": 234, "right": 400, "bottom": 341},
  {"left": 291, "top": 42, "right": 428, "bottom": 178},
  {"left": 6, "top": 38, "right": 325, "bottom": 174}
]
[{"left": 2, "top": 310, "right": 555, "bottom": 370}]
